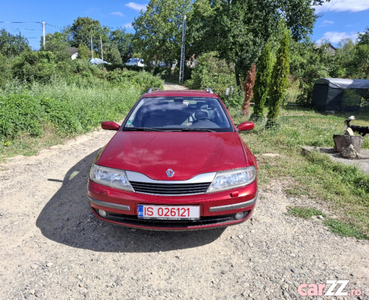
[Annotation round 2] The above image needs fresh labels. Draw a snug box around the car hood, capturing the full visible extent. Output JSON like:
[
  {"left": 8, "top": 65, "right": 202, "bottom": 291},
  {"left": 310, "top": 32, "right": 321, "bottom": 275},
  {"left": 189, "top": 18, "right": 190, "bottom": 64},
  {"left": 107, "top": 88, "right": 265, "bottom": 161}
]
[{"left": 97, "top": 131, "right": 251, "bottom": 181}]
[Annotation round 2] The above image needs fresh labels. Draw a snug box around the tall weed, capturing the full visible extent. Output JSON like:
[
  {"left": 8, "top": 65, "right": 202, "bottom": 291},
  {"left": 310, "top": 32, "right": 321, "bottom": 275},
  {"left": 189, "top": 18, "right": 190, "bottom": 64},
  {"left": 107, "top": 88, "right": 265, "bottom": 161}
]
[{"left": 0, "top": 79, "right": 141, "bottom": 145}]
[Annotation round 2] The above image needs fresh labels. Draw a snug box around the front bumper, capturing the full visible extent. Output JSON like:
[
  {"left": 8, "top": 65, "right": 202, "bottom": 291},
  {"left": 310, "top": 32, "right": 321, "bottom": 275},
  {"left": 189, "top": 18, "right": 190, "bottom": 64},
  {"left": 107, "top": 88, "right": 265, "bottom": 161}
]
[{"left": 87, "top": 180, "right": 258, "bottom": 230}]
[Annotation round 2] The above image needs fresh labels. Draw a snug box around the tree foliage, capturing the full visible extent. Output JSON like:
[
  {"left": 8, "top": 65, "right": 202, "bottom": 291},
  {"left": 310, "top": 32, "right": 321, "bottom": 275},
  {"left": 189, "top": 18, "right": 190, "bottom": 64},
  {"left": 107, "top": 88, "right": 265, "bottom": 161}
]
[
  {"left": 41, "top": 32, "right": 70, "bottom": 61},
  {"left": 105, "top": 45, "right": 123, "bottom": 64},
  {"left": 185, "top": 51, "right": 236, "bottom": 99},
  {"left": 289, "top": 38, "right": 333, "bottom": 104},
  {"left": 188, "top": 0, "right": 330, "bottom": 86},
  {"left": 110, "top": 29, "right": 134, "bottom": 62},
  {"left": 357, "top": 27, "right": 369, "bottom": 46},
  {"left": 331, "top": 39, "right": 355, "bottom": 78},
  {"left": 13, "top": 51, "right": 57, "bottom": 83},
  {"left": 77, "top": 44, "right": 91, "bottom": 60},
  {"left": 67, "top": 17, "right": 110, "bottom": 54},
  {"left": 252, "top": 42, "right": 272, "bottom": 119},
  {"left": 267, "top": 30, "right": 290, "bottom": 126},
  {"left": 350, "top": 44, "right": 369, "bottom": 79},
  {"left": 0, "top": 29, "right": 30, "bottom": 58},
  {"left": 133, "top": 0, "right": 192, "bottom": 64}
]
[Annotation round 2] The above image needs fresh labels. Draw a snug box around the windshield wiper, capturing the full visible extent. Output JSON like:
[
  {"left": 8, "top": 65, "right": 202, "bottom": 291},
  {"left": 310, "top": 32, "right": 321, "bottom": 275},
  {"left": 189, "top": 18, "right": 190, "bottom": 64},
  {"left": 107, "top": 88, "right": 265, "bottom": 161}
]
[
  {"left": 124, "top": 127, "right": 164, "bottom": 132},
  {"left": 179, "top": 128, "right": 216, "bottom": 132}
]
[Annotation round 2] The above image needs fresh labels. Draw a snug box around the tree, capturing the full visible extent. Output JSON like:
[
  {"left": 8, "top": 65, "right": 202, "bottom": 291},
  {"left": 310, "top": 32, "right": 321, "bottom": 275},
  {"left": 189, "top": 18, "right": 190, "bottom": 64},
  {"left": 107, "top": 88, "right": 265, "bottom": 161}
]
[
  {"left": 104, "top": 45, "right": 123, "bottom": 64},
  {"left": 350, "top": 44, "right": 369, "bottom": 79},
  {"left": 77, "top": 44, "right": 90, "bottom": 60},
  {"left": 252, "top": 42, "right": 272, "bottom": 120},
  {"left": 0, "top": 29, "right": 30, "bottom": 58},
  {"left": 357, "top": 27, "right": 369, "bottom": 46},
  {"left": 289, "top": 37, "right": 332, "bottom": 104},
  {"left": 331, "top": 38, "right": 355, "bottom": 78},
  {"left": 110, "top": 29, "right": 134, "bottom": 62},
  {"left": 67, "top": 17, "right": 110, "bottom": 53},
  {"left": 242, "top": 63, "right": 256, "bottom": 116},
  {"left": 267, "top": 30, "right": 290, "bottom": 127},
  {"left": 41, "top": 32, "right": 70, "bottom": 62},
  {"left": 189, "top": 0, "right": 330, "bottom": 86},
  {"left": 186, "top": 51, "right": 236, "bottom": 99},
  {"left": 132, "top": 0, "right": 192, "bottom": 64}
]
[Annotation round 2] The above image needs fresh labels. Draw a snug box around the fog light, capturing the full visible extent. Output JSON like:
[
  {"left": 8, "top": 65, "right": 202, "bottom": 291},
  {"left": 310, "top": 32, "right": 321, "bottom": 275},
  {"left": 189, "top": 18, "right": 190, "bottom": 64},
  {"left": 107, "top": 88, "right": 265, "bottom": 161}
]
[
  {"left": 235, "top": 212, "right": 245, "bottom": 220},
  {"left": 98, "top": 209, "right": 107, "bottom": 217}
]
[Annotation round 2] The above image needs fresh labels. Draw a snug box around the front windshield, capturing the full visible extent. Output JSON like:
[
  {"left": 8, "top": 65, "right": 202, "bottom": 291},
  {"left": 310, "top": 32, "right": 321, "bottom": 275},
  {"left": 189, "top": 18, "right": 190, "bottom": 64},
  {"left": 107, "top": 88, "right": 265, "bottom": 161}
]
[{"left": 123, "top": 97, "right": 233, "bottom": 132}]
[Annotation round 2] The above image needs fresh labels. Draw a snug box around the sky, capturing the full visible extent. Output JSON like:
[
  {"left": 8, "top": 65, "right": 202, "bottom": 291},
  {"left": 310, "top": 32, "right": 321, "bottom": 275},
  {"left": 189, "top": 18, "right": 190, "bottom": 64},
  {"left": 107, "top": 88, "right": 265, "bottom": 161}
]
[{"left": 0, "top": 0, "right": 369, "bottom": 51}]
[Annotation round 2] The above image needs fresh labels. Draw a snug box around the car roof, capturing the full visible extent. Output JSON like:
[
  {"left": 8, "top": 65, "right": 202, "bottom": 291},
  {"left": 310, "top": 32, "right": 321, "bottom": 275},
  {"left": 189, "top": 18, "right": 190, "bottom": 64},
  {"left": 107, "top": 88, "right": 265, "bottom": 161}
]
[{"left": 141, "top": 89, "right": 219, "bottom": 99}]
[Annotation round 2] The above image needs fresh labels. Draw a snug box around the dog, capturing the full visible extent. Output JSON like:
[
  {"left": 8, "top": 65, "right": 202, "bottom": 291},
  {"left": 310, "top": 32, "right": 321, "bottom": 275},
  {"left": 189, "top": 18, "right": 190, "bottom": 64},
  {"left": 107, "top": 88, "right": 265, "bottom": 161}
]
[{"left": 344, "top": 116, "right": 369, "bottom": 136}]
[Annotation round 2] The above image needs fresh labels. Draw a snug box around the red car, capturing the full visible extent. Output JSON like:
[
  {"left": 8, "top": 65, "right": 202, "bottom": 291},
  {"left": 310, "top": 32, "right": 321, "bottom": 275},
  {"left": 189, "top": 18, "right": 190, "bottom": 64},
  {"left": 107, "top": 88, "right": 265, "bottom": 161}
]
[{"left": 87, "top": 88, "right": 258, "bottom": 230}]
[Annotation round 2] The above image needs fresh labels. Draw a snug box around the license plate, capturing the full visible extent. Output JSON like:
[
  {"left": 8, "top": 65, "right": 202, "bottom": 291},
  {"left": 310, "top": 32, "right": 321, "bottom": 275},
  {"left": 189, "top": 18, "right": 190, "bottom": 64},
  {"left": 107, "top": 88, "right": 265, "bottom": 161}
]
[{"left": 138, "top": 204, "right": 200, "bottom": 220}]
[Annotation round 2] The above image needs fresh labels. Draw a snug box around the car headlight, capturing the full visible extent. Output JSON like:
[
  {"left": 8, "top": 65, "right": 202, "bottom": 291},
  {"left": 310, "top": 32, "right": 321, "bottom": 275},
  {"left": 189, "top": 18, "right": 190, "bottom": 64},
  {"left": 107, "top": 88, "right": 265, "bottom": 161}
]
[
  {"left": 90, "top": 164, "right": 133, "bottom": 191},
  {"left": 207, "top": 167, "right": 256, "bottom": 193}
]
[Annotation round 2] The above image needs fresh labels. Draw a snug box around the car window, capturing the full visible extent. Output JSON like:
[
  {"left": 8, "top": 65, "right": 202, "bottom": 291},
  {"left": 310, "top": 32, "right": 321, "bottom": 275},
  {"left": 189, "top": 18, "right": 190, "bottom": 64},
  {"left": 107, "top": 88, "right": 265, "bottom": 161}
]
[{"left": 123, "top": 97, "right": 233, "bottom": 132}]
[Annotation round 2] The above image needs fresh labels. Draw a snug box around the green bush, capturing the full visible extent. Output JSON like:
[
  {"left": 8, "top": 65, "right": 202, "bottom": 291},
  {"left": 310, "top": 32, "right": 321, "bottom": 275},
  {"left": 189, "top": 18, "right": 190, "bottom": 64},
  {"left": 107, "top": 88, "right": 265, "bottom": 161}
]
[
  {"left": 104, "top": 69, "right": 163, "bottom": 93},
  {"left": 0, "top": 79, "right": 142, "bottom": 145},
  {"left": 12, "top": 51, "right": 57, "bottom": 84},
  {"left": 0, "top": 49, "right": 164, "bottom": 150},
  {"left": 0, "top": 94, "right": 44, "bottom": 139},
  {"left": 185, "top": 52, "right": 238, "bottom": 104},
  {"left": 0, "top": 53, "right": 13, "bottom": 88}
]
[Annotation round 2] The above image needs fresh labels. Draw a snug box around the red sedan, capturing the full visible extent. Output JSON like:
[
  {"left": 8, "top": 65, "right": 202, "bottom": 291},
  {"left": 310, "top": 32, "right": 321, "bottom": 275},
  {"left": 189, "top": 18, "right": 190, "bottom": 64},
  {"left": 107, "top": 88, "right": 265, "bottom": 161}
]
[{"left": 87, "top": 88, "right": 258, "bottom": 230}]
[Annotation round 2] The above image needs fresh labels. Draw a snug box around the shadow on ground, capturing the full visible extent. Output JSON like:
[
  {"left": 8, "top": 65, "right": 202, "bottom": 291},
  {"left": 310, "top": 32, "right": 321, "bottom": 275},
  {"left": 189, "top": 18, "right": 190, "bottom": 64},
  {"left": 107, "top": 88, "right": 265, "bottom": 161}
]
[{"left": 36, "top": 150, "right": 224, "bottom": 253}]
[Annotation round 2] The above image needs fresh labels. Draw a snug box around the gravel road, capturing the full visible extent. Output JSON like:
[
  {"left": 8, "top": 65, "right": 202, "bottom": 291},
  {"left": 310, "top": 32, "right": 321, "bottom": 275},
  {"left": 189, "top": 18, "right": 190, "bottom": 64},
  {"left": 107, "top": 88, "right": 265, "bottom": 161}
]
[{"left": 0, "top": 85, "right": 368, "bottom": 300}]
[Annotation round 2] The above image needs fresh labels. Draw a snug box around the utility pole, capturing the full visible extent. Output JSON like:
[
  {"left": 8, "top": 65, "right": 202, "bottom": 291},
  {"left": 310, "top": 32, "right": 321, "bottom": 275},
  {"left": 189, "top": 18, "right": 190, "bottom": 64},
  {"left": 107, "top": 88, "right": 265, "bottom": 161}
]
[
  {"left": 90, "top": 35, "right": 93, "bottom": 58},
  {"left": 100, "top": 35, "right": 103, "bottom": 60},
  {"left": 179, "top": 15, "right": 186, "bottom": 83},
  {"left": 42, "top": 21, "right": 46, "bottom": 50}
]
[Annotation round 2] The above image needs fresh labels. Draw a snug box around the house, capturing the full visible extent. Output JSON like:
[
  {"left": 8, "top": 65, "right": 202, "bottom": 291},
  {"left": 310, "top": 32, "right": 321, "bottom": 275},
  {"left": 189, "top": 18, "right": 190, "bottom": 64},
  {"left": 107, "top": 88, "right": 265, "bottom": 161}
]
[
  {"left": 315, "top": 42, "right": 337, "bottom": 55},
  {"left": 68, "top": 47, "right": 79, "bottom": 60}
]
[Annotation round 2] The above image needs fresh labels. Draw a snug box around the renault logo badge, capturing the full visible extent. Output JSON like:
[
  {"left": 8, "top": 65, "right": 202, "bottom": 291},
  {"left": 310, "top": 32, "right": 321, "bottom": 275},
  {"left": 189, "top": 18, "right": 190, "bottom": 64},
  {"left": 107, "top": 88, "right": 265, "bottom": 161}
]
[{"left": 166, "top": 169, "right": 175, "bottom": 177}]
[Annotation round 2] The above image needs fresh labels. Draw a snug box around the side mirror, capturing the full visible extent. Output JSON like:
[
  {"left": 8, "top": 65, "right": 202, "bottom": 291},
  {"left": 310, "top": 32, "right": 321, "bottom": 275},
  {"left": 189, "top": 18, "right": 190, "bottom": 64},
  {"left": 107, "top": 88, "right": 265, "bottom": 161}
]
[
  {"left": 237, "top": 122, "right": 254, "bottom": 131},
  {"left": 101, "top": 121, "right": 120, "bottom": 131}
]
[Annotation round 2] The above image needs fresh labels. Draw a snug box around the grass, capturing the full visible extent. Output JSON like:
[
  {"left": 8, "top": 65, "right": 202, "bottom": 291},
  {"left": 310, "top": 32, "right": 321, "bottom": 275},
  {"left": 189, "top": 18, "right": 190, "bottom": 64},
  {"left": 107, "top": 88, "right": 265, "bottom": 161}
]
[
  {"left": 324, "top": 219, "right": 368, "bottom": 239},
  {"left": 237, "top": 106, "right": 369, "bottom": 239},
  {"left": 287, "top": 206, "right": 326, "bottom": 219},
  {"left": 287, "top": 205, "right": 368, "bottom": 239},
  {"left": 0, "top": 79, "right": 141, "bottom": 158}
]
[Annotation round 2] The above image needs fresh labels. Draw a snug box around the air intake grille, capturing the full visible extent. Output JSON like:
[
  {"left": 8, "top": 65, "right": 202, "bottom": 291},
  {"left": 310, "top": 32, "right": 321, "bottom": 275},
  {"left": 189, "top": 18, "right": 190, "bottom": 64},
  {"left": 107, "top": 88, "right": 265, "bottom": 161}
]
[{"left": 130, "top": 181, "right": 211, "bottom": 195}]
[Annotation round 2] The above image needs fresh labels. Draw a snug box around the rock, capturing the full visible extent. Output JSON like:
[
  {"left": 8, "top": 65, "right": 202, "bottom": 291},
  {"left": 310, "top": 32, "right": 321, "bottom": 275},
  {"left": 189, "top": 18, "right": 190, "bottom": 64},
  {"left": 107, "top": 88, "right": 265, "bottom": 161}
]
[
  {"left": 333, "top": 134, "right": 363, "bottom": 153},
  {"left": 341, "top": 144, "right": 358, "bottom": 159}
]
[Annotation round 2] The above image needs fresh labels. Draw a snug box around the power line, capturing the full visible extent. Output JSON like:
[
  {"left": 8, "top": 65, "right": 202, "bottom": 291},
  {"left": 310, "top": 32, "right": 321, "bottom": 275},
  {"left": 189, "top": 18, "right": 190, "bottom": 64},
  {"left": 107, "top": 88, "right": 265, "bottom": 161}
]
[
  {"left": 0, "top": 20, "right": 135, "bottom": 50},
  {"left": 0, "top": 21, "right": 40, "bottom": 24},
  {"left": 44, "top": 22, "right": 64, "bottom": 30}
]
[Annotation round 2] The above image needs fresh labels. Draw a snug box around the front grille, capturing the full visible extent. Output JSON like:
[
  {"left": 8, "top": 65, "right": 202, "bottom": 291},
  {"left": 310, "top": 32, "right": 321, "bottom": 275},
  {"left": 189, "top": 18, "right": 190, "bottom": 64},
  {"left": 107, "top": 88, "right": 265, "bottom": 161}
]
[{"left": 130, "top": 181, "right": 211, "bottom": 195}]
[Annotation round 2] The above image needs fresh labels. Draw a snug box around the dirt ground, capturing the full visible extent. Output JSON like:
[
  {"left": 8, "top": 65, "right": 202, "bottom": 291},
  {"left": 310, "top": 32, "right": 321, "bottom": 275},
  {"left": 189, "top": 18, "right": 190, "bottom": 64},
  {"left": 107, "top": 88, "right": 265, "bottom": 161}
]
[{"left": 0, "top": 85, "right": 368, "bottom": 300}]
